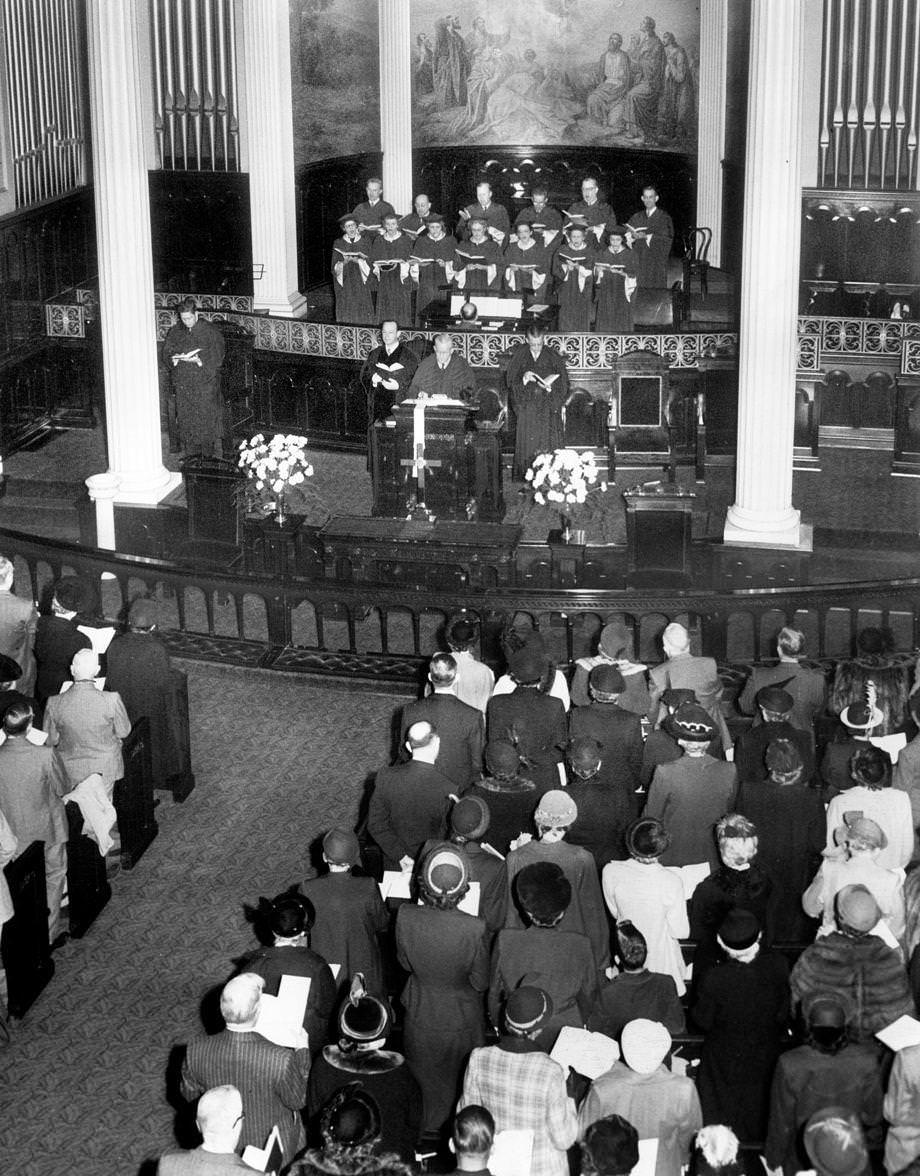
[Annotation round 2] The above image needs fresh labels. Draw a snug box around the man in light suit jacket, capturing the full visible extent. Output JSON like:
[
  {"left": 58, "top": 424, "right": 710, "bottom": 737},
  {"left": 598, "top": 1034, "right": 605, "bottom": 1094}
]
[
  {"left": 0, "top": 555, "right": 37, "bottom": 695},
  {"left": 181, "top": 974, "right": 311, "bottom": 1164},
  {"left": 158, "top": 1084, "right": 256, "bottom": 1174},
  {"left": 648, "top": 622, "right": 732, "bottom": 757},
  {"left": 44, "top": 648, "right": 131, "bottom": 797},
  {"left": 737, "top": 626, "right": 827, "bottom": 743},
  {"left": 400, "top": 653, "right": 484, "bottom": 789}
]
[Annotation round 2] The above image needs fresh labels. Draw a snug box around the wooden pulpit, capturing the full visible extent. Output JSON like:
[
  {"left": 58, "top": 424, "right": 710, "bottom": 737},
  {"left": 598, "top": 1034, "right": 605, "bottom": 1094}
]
[
  {"left": 622, "top": 483, "right": 696, "bottom": 586},
  {"left": 371, "top": 398, "right": 503, "bottom": 521}
]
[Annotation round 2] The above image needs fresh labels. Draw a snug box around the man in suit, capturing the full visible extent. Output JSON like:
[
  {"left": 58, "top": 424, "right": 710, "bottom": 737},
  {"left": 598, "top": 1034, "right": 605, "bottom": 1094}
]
[
  {"left": 181, "top": 974, "right": 311, "bottom": 1163},
  {"left": 0, "top": 555, "right": 37, "bottom": 695},
  {"left": 649, "top": 622, "right": 732, "bottom": 757},
  {"left": 569, "top": 664, "right": 643, "bottom": 810},
  {"left": 737, "top": 626, "right": 827, "bottom": 741},
  {"left": 644, "top": 704, "right": 737, "bottom": 871},
  {"left": 0, "top": 701, "right": 69, "bottom": 944},
  {"left": 367, "top": 720, "right": 453, "bottom": 870},
  {"left": 44, "top": 648, "right": 131, "bottom": 797},
  {"left": 442, "top": 615, "right": 494, "bottom": 715},
  {"left": 487, "top": 646, "right": 568, "bottom": 792},
  {"left": 401, "top": 653, "right": 484, "bottom": 789},
  {"left": 157, "top": 1084, "right": 255, "bottom": 1174},
  {"left": 33, "top": 577, "right": 93, "bottom": 706},
  {"left": 408, "top": 332, "right": 476, "bottom": 400}
]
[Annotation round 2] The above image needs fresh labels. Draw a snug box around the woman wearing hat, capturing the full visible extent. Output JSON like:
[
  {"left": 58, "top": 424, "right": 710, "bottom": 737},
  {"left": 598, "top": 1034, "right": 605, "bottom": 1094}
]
[
  {"left": 300, "top": 828, "right": 390, "bottom": 1000},
  {"left": 592, "top": 226, "right": 639, "bottom": 333},
  {"left": 824, "top": 744, "right": 913, "bottom": 871},
  {"left": 239, "top": 892, "right": 338, "bottom": 1056},
  {"left": 307, "top": 975, "right": 421, "bottom": 1163},
  {"left": 571, "top": 620, "right": 651, "bottom": 716},
  {"left": 332, "top": 213, "right": 375, "bottom": 325},
  {"left": 693, "top": 908, "right": 791, "bottom": 1143},
  {"left": 419, "top": 795, "right": 507, "bottom": 935},
  {"left": 395, "top": 844, "right": 489, "bottom": 1139},
  {"left": 602, "top": 817, "right": 688, "bottom": 995},
  {"left": 33, "top": 577, "right": 93, "bottom": 705},
  {"left": 296, "top": 1084, "right": 415, "bottom": 1176},
  {"left": 487, "top": 643, "right": 568, "bottom": 792},
  {"left": 505, "top": 789, "right": 610, "bottom": 973},
  {"left": 466, "top": 740, "right": 538, "bottom": 856}
]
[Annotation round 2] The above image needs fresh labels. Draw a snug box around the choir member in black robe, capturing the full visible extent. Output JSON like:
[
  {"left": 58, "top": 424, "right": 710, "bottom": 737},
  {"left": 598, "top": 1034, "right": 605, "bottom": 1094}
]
[
  {"left": 593, "top": 226, "right": 638, "bottom": 333},
  {"left": 161, "top": 298, "right": 226, "bottom": 457},
  {"left": 564, "top": 177, "right": 616, "bottom": 245},
  {"left": 331, "top": 213, "right": 374, "bottom": 325},
  {"left": 553, "top": 226, "right": 596, "bottom": 331},
  {"left": 454, "top": 218, "right": 503, "bottom": 295},
  {"left": 399, "top": 193, "right": 436, "bottom": 242},
  {"left": 409, "top": 213, "right": 457, "bottom": 325},
  {"left": 456, "top": 180, "right": 511, "bottom": 245},
  {"left": 350, "top": 176, "right": 395, "bottom": 238},
  {"left": 514, "top": 187, "right": 564, "bottom": 252},
  {"left": 503, "top": 221, "right": 550, "bottom": 303},
  {"left": 506, "top": 326, "right": 569, "bottom": 478},
  {"left": 360, "top": 321, "right": 419, "bottom": 423},
  {"left": 627, "top": 185, "right": 674, "bottom": 289},
  {"left": 370, "top": 213, "right": 412, "bottom": 326}
]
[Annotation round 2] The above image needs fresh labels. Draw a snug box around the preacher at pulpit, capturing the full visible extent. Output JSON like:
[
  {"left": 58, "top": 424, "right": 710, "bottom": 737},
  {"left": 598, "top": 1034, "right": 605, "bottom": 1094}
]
[
  {"left": 361, "top": 321, "right": 419, "bottom": 422},
  {"left": 409, "top": 334, "right": 476, "bottom": 401},
  {"left": 506, "top": 325, "right": 569, "bottom": 478}
]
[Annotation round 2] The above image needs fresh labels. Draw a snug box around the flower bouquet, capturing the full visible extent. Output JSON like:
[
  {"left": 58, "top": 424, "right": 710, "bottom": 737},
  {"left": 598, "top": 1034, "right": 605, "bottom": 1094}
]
[
  {"left": 523, "top": 448, "right": 610, "bottom": 541},
  {"left": 237, "top": 432, "right": 329, "bottom": 525}
]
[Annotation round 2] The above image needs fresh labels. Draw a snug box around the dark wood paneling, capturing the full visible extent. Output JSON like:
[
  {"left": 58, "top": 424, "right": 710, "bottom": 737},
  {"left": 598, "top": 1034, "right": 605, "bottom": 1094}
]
[
  {"left": 149, "top": 171, "right": 253, "bottom": 296},
  {"left": 296, "top": 152, "right": 383, "bottom": 290},
  {"left": 0, "top": 189, "right": 96, "bottom": 358},
  {"left": 413, "top": 146, "right": 697, "bottom": 251}
]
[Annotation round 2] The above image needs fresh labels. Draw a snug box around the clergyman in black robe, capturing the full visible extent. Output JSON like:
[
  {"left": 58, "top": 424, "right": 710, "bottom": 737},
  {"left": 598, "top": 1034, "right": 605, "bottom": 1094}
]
[{"left": 506, "top": 326, "right": 569, "bottom": 478}]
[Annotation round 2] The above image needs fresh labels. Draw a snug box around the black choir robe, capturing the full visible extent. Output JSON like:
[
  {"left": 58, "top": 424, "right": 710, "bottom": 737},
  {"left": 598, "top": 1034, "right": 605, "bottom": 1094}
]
[
  {"left": 370, "top": 232, "right": 412, "bottom": 325},
  {"left": 331, "top": 233, "right": 374, "bottom": 324},
  {"left": 593, "top": 245, "right": 638, "bottom": 333},
  {"left": 626, "top": 207, "right": 674, "bottom": 288},
  {"left": 453, "top": 237, "right": 503, "bottom": 294},
  {"left": 505, "top": 342, "right": 569, "bottom": 477},
  {"left": 554, "top": 244, "right": 597, "bottom": 331},
  {"left": 503, "top": 239, "right": 550, "bottom": 301},
  {"left": 361, "top": 341, "right": 419, "bottom": 421},
  {"left": 409, "top": 232, "right": 457, "bottom": 324}
]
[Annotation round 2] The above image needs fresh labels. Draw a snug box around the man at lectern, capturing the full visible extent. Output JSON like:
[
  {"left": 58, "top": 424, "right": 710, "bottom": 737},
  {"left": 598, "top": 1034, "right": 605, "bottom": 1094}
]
[
  {"left": 505, "top": 324, "right": 569, "bottom": 478},
  {"left": 409, "top": 333, "right": 476, "bottom": 402},
  {"left": 361, "top": 320, "right": 418, "bottom": 423}
]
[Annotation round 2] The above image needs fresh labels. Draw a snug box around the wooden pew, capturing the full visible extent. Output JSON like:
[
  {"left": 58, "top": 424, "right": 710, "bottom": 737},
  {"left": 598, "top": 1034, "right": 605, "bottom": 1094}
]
[
  {"left": 64, "top": 801, "right": 111, "bottom": 938},
  {"left": 1, "top": 841, "right": 54, "bottom": 1017},
  {"left": 113, "top": 717, "right": 158, "bottom": 870}
]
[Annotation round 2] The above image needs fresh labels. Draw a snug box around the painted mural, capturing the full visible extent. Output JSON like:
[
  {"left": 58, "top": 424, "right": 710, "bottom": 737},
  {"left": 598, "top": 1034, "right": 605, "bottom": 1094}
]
[
  {"left": 290, "top": 0, "right": 380, "bottom": 166},
  {"left": 411, "top": 1, "right": 699, "bottom": 151}
]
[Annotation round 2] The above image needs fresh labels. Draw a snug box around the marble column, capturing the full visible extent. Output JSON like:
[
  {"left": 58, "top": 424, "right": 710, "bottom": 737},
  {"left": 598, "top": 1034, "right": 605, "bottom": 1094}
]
[
  {"left": 84, "top": 0, "right": 181, "bottom": 512},
  {"left": 378, "top": 0, "right": 413, "bottom": 214},
  {"left": 697, "top": 0, "right": 727, "bottom": 267},
  {"left": 723, "top": 0, "right": 811, "bottom": 551},
  {"left": 241, "top": 0, "right": 307, "bottom": 317}
]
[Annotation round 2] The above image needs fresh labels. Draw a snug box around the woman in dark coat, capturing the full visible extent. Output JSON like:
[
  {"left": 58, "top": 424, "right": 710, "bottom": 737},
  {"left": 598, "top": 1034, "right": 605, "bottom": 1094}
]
[
  {"left": 689, "top": 814, "right": 777, "bottom": 996},
  {"left": 694, "top": 908, "right": 790, "bottom": 1143},
  {"left": 735, "top": 738, "right": 825, "bottom": 942},
  {"left": 395, "top": 844, "right": 490, "bottom": 1137}
]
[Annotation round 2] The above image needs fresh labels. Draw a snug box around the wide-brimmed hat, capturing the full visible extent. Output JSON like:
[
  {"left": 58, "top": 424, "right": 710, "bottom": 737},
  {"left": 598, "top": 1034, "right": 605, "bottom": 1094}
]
[
  {"left": 339, "top": 974, "right": 391, "bottom": 1043},
  {"left": 840, "top": 700, "right": 884, "bottom": 731},
  {"left": 669, "top": 703, "right": 716, "bottom": 742}
]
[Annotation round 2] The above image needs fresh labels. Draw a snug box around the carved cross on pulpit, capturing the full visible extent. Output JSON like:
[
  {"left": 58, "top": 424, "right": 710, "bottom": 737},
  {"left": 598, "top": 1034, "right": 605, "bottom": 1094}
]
[{"left": 400, "top": 441, "right": 442, "bottom": 519}]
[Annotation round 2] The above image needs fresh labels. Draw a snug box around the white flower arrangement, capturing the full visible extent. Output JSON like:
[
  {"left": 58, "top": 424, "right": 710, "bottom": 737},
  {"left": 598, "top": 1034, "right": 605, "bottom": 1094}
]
[
  {"left": 524, "top": 448, "right": 605, "bottom": 508},
  {"left": 237, "top": 432, "right": 327, "bottom": 522}
]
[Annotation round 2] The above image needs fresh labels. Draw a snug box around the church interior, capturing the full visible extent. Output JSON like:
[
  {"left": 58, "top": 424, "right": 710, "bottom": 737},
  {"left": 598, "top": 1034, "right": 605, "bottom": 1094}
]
[{"left": 2, "top": 0, "right": 920, "bottom": 1173}]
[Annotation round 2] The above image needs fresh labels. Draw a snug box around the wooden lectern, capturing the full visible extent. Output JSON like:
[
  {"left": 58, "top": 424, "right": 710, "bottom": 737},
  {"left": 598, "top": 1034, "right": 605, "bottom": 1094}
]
[
  {"left": 371, "top": 398, "right": 503, "bottom": 521},
  {"left": 622, "top": 483, "right": 696, "bottom": 586}
]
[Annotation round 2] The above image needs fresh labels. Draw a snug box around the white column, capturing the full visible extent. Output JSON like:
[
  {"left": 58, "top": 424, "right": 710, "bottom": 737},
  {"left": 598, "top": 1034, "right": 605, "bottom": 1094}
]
[
  {"left": 697, "top": 0, "right": 727, "bottom": 267},
  {"left": 378, "top": 0, "right": 413, "bottom": 214},
  {"left": 723, "top": 0, "right": 812, "bottom": 552},
  {"left": 85, "top": 472, "right": 119, "bottom": 551},
  {"left": 85, "top": 0, "right": 181, "bottom": 505},
  {"left": 240, "top": 0, "right": 307, "bottom": 317}
]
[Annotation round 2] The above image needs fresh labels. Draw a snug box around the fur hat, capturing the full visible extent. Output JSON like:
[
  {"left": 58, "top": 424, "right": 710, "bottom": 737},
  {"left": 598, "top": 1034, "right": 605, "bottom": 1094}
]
[
  {"left": 716, "top": 908, "right": 760, "bottom": 950},
  {"left": 515, "top": 861, "right": 571, "bottom": 924},
  {"left": 568, "top": 735, "right": 603, "bottom": 770},
  {"left": 485, "top": 741, "right": 520, "bottom": 777},
  {"left": 53, "top": 576, "right": 93, "bottom": 614},
  {"left": 508, "top": 646, "right": 545, "bottom": 685}
]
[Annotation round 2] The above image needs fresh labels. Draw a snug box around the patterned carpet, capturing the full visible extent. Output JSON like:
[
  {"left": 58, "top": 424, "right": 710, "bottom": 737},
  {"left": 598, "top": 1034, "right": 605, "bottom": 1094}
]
[{"left": 0, "top": 660, "right": 411, "bottom": 1176}]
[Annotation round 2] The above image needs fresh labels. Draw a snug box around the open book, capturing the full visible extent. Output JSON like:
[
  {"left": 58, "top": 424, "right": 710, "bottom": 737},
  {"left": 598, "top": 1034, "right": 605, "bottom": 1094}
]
[
  {"left": 242, "top": 1125, "right": 284, "bottom": 1174},
  {"left": 550, "top": 1025, "right": 620, "bottom": 1080},
  {"left": 255, "top": 975, "right": 311, "bottom": 1048}
]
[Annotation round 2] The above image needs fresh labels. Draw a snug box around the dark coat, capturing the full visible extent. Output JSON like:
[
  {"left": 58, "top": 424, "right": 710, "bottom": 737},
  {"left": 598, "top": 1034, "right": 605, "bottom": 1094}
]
[
  {"left": 644, "top": 755, "right": 737, "bottom": 869},
  {"left": 586, "top": 969, "right": 686, "bottom": 1038},
  {"left": 466, "top": 775, "right": 539, "bottom": 856},
  {"left": 395, "top": 903, "right": 489, "bottom": 1134},
  {"left": 738, "top": 661, "right": 827, "bottom": 737},
  {"left": 33, "top": 614, "right": 91, "bottom": 703},
  {"left": 489, "top": 926, "right": 596, "bottom": 1044},
  {"left": 299, "top": 871, "right": 390, "bottom": 999},
  {"left": 694, "top": 951, "right": 791, "bottom": 1143},
  {"left": 367, "top": 759, "right": 453, "bottom": 869},
  {"left": 735, "top": 778, "right": 825, "bottom": 941},
  {"left": 568, "top": 701, "right": 643, "bottom": 810},
  {"left": 689, "top": 863, "right": 778, "bottom": 994},
  {"left": 486, "top": 689, "right": 567, "bottom": 791},
  {"left": 238, "top": 943, "right": 337, "bottom": 1056},
  {"left": 400, "top": 692, "right": 485, "bottom": 790},
  {"left": 420, "top": 836, "right": 508, "bottom": 936},
  {"left": 307, "top": 1047, "right": 422, "bottom": 1162},
  {"left": 734, "top": 719, "right": 815, "bottom": 785},
  {"left": 565, "top": 773, "right": 632, "bottom": 869},
  {"left": 180, "top": 1030, "right": 310, "bottom": 1160},
  {"left": 105, "top": 631, "right": 184, "bottom": 783}
]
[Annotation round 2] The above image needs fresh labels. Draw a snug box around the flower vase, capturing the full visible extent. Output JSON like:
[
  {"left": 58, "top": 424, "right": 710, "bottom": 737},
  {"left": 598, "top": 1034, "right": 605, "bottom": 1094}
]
[
  {"left": 560, "top": 513, "right": 572, "bottom": 543},
  {"left": 275, "top": 490, "right": 287, "bottom": 526}
]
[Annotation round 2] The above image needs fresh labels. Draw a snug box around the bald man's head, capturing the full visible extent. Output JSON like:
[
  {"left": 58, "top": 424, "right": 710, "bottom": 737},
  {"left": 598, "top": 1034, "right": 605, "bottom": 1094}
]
[
  {"left": 71, "top": 648, "right": 100, "bottom": 681},
  {"left": 197, "top": 1085, "right": 244, "bottom": 1150}
]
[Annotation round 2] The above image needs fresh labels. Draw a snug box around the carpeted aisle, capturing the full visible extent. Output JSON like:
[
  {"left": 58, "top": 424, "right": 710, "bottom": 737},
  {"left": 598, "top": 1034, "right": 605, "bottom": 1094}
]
[{"left": 0, "top": 661, "right": 410, "bottom": 1176}]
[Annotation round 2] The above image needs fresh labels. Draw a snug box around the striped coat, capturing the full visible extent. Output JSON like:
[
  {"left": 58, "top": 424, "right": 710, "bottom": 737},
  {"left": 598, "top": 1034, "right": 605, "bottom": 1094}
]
[{"left": 180, "top": 1029, "right": 310, "bottom": 1161}]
